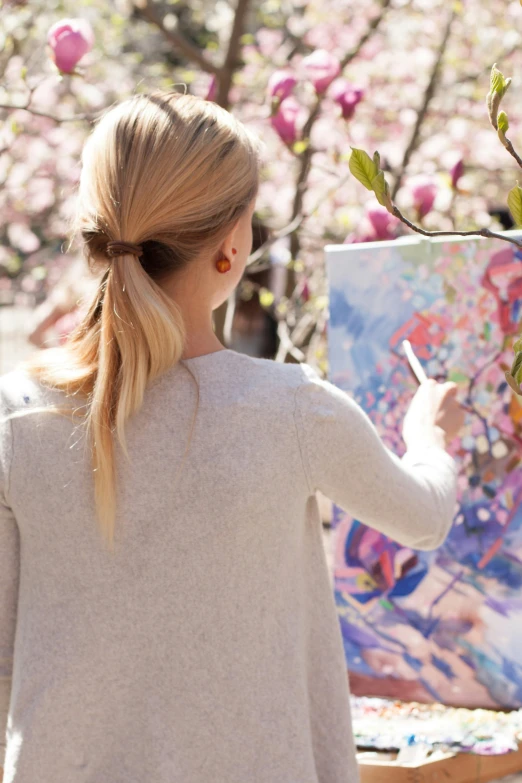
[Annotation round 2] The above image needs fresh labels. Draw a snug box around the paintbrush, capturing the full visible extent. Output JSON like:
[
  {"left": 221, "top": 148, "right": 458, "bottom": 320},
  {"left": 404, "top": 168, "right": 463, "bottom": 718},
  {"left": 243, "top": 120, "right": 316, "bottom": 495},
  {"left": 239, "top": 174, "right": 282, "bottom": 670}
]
[
  {"left": 402, "top": 340, "right": 428, "bottom": 384},
  {"left": 402, "top": 339, "right": 473, "bottom": 414}
]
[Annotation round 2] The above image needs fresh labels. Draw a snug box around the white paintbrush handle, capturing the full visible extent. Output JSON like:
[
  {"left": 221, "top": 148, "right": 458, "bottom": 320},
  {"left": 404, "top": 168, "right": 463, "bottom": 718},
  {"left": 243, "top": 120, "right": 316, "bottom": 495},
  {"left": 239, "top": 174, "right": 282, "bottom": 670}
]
[{"left": 402, "top": 340, "right": 428, "bottom": 384}]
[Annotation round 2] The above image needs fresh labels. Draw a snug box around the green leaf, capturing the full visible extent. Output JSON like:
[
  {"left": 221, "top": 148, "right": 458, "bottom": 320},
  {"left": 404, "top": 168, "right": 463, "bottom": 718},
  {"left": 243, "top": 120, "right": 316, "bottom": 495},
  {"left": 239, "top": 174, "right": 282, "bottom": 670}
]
[
  {"left": 371, "top": 171, "right": 392, "bottom": 211},
  {"left": 498, "top": 111, "right": 509, "bottom": 133},
  {"left": 487, "top": 91, "right": 502, "bottom": 128},
  {"left": 349, "top": 148, "right": 378, "bottom": 191},
  {"left": 488, "top": 65, "right": 511, "bottom": 128},
  {"left": 508, "top": 184, "right": 522, "bottom": 227},
  {"left": 506, "top": 350, "right": 522, "bottom": 395},
  {"left": 373, "top": 151, "right": 381, "bottom": 170},
  {"left": 490, "top": 64, "right": 506, "bottom": 95},
  {"left": 511, "top": 350, "right": 522, "bottom": 380},
  {"left": 490, "top": 64, "right": 511, "bottom": 97},
  {"left": 513, "top": 337, "right": 522, "bottom": 353}
]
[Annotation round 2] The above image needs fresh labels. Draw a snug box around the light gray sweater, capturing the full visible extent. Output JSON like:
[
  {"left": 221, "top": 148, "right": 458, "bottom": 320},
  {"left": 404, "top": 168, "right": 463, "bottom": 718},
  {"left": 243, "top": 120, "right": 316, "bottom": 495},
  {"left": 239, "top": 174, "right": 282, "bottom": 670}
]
[{"left": 0, "top": 348, "right": 457, "bottom": 782}]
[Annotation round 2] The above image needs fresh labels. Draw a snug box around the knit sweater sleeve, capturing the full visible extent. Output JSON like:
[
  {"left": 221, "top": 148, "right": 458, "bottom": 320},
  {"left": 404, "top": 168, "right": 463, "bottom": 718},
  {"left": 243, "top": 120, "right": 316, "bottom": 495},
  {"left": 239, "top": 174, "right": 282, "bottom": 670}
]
[
  {"left": 293, "top": 363, "right": 458, "bottom": 551},
  {"left": 0, "top": 380, "right": 20, "bottom": 768}
]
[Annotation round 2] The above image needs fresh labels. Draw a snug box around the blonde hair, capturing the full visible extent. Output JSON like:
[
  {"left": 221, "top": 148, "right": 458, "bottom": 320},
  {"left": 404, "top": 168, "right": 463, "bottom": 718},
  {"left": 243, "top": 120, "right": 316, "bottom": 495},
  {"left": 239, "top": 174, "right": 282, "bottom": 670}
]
[{"left": 19, "top": 91, "right": 260, "bottom": 549}]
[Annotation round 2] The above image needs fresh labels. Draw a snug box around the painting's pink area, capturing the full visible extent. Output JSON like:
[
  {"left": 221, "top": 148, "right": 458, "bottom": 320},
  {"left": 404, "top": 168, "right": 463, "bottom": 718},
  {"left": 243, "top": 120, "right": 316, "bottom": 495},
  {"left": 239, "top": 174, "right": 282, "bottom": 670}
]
[
  {"left": 482, "top": 247, "right": 522, "bottom": 335},
  {"left": 358, "top": 529, "right": 382, "bottom": 561}
]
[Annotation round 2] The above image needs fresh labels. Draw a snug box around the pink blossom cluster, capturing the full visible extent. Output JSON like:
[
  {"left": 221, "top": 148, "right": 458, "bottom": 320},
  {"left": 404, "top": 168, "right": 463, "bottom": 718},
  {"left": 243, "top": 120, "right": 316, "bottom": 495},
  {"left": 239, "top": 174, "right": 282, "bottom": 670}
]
[
  {"left": 47, "top": 18, "right": 94, "bottom": 74},
  {"left": 269, "top": 50, "right": 364, "bottom": 145}
]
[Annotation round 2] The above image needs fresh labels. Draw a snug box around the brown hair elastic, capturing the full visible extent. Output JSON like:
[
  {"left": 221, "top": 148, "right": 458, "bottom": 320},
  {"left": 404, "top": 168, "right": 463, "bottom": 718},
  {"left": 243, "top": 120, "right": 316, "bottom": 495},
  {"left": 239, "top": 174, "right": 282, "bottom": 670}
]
[{"left": 106, "top": 241, "right": 143, "bottom": 259}]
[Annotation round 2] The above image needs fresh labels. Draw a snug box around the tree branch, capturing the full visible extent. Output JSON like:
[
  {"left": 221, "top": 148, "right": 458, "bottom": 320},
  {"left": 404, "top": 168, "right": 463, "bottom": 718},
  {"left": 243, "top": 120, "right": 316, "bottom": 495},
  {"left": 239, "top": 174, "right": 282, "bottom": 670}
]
[
  {"left": 285, "top": 0, "right": 392, "bottom": 301},
  {"left": 0, "top": 102, "right": 92, "bottom": 123},
  {"left": 392, "top": 205, "right": 522, "bottom": 249},
  {"left": 133, "top": 0, "right": 220, "bottom": 75},
  {"left": 391, "top": 11, "right": 455, "bottom": 199},
  {"left": 215, "top": 0, "right": 251, "bottom": 108},
  {"left": 340, "top": 0, "right": 392, "bottom": 69},
  {"left": 500, "top": 134, "right": 522, "bottom": 169},
  {"left": 457, "top": 43, "right": 519, "bottom": 85}
]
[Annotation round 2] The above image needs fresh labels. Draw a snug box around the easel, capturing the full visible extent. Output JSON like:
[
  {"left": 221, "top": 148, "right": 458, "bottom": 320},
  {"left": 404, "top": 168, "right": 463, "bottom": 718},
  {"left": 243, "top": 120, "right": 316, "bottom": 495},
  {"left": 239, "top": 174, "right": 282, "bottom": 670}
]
[{"left": 357, "top": 745, "right": 522, "bottom": 783}]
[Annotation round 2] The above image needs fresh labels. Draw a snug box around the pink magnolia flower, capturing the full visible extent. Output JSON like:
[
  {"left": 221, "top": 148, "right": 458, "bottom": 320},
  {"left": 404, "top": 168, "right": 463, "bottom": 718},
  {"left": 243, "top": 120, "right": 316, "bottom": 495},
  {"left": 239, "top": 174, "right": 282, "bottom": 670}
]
[
  {"left": 367, "top": 205, "right": 399, "bottom": 240},
  {"left": 330, "top": 79, "right": 364, "bottom": 120},
  {"left": 450, "top": 158, "right": 464, "bottom": 189},
  {"left": 267, "top": 70, "right": 297, "bottom": 102},
  {"left": 47, "top": 18, "right": 94, "bottom": 74},
  {"left": 302, "top": 49, "right": 341, "bottom": 94},
  {"left": 271, "top": 96, "right": 302, "bottom": 144},
  {"left": 344, "top": 205, "right": 400, "bottom": 244},
  {"left": 411, "top": 180, "right": 437, "bottom": 219}
]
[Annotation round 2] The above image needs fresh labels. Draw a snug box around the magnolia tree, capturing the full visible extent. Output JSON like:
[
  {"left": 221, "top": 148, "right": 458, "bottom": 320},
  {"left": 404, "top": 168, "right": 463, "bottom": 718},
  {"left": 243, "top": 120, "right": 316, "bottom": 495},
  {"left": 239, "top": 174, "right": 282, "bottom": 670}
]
[{"left": 1, "top": 0, "right": 522, "bottom": 375}]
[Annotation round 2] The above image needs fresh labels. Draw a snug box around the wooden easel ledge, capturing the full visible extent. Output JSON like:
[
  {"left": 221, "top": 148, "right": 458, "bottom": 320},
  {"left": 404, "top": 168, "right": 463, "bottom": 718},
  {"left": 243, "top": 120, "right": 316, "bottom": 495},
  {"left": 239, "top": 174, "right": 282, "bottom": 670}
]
[{"left": 357, "top": 743, "right": 522, "bottom": 783}]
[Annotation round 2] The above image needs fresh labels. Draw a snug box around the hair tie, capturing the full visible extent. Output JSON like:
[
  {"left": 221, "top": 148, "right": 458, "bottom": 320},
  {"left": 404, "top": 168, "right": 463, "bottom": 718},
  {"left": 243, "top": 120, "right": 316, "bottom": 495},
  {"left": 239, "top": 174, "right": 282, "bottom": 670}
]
[{"left": 106, "top": 241, "right": 143, "bottom": 259}]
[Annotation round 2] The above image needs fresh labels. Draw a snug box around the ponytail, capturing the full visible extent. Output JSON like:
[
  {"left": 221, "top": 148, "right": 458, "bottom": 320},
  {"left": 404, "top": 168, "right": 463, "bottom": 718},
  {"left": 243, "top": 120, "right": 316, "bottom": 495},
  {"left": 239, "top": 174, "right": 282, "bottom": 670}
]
[{"left": 89, "top": 255, "right": 186, "bottom": 547}]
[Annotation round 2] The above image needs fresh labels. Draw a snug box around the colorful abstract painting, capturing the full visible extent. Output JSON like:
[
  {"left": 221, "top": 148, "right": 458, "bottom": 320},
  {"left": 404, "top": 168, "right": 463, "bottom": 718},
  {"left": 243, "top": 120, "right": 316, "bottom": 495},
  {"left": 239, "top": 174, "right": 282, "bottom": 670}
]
[{"left": 326, "top": 233, "right": 522, "bottom": 709}]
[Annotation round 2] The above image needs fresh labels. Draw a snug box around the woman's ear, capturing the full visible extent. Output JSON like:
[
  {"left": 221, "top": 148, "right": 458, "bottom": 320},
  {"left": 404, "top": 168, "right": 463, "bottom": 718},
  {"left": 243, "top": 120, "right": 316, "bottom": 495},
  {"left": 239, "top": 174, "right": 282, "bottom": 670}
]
[{"left": 221, "top": 219, "right": 241, "bottom": 259}]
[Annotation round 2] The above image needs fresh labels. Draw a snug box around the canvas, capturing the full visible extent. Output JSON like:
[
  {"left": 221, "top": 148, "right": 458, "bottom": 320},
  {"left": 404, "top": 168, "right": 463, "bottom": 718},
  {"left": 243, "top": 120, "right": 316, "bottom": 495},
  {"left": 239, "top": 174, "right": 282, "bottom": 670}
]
[{"left": 326, "top": 233, "right": 522, "bottom": 709}]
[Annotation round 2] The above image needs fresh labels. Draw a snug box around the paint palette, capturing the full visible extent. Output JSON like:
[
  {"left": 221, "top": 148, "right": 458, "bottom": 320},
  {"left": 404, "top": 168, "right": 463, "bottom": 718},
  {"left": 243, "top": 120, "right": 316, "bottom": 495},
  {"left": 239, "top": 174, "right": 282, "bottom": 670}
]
[{"left": 326, "top": 233, "right": 522, "bottom": 709}]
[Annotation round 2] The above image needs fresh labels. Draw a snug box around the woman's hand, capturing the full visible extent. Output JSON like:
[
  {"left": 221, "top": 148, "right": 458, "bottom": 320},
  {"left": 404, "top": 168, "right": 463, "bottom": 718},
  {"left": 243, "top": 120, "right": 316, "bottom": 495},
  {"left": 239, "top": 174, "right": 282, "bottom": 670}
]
[{"left": 403, "top": 379, "right": 465, "bottom": 451}]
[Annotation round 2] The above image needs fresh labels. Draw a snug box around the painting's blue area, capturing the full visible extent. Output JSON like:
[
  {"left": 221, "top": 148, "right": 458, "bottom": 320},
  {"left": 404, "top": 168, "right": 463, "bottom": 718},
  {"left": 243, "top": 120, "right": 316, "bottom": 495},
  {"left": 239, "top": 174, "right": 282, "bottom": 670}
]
[
  {"left": 404, "top": 653, "right": 423, "bottom": 672},
  {"left": 332, "top": 504, "right": 346, "bottom": 530},
  {"left": 484, "top": 597, "right": 511, "bottom": 617},
  {"left": 343, "top": 520, "right": 429, "bottom": 602},
  {"left": 341, "top": 636, "right": 375, "bottom": 677},
  {"left": 460, "top": 654, "right": 477, "bottom": 671},
  {"left": 344, "top": 521, "right": 365, "bottom": 567},
  {"left": 326, "top": 234, "right": 522, "bottom": 709},
  {"left": 419, "top": 677, "right": 442, "bottom": 702},
  {"left": 467, "top": 555, "right": 522, "bottom": 589},
  {"left": 460, "top": 640, "right": 522, "bottom": 708},
  {"left": 431, "top": 654, "right": 456, "bottom": 680},
  {"left": 338, "top": 616, "right": 383, "bottom": 650},
  {"left": 432, "top": 618, "right": 473, "bottom": 652},
  {"left": 393, "top": 609, "right": 440, "bottom": 640},
  {"left": 500, "top": 656, "right": 522, "bottom": 704},
  {"left": 327, "top": 246, "right": 420, "bottom": 394},
  {"left": 387, "top": 568, "right": 427, "bottom": 598}
]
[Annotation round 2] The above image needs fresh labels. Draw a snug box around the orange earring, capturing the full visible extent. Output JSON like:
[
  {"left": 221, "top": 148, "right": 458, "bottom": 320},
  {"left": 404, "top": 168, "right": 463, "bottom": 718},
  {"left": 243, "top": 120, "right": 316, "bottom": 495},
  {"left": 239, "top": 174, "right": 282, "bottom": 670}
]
[{"left": 216, "top": 255, "right": 232, "bottom": 273}]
